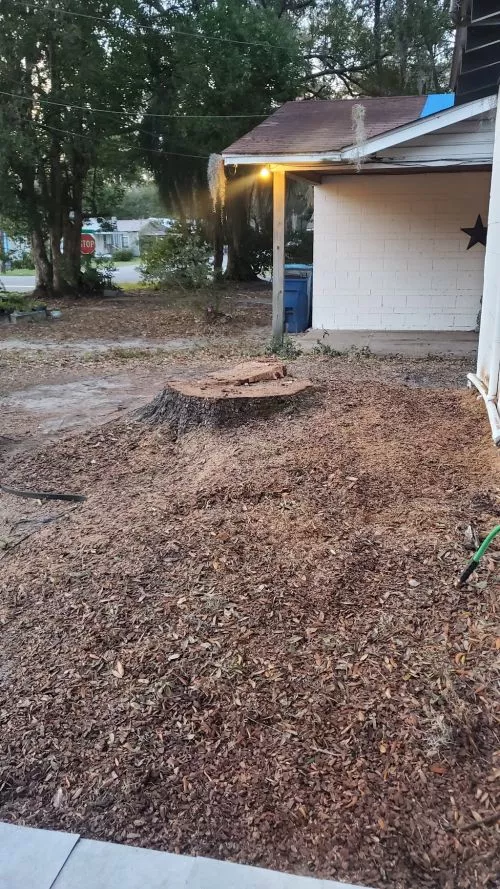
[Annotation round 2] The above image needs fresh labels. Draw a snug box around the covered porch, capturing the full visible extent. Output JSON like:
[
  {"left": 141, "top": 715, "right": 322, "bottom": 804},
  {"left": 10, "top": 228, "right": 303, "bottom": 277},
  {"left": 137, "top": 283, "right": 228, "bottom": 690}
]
[{"left": 223, "top": 91, "right": 500, "bottom": 442}]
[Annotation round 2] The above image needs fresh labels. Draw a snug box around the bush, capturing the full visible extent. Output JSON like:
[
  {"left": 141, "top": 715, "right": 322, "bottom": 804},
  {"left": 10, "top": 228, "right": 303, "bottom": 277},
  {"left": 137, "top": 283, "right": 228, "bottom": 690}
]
[
  {"left": 80, "top": 255, "right": 117, "bottom": 293},
  {"left": 113, "top": 248, "right": 135, "bottom": 262},
  {"left": 1, "top": 249, "right": 35, "bottom": 270},
  {"left": 265, "top": 334, "right": 302, "bottom": 359},
  {"left": 239, "top": 227, "right": 272, "bottom": 278},
  {"left": 140, "top": 222, "right": 212, "bottom": 290},
  {"left": 285, "top": 230, "right": 313, "bottom": 264},
  {"left": 0, "top": 293, "right": 44, "bottom": 314}
]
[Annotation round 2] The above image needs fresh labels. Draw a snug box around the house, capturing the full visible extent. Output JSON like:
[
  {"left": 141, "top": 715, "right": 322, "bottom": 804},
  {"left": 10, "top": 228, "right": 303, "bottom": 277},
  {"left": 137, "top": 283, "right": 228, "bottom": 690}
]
[
  {"left": 222, "top": 2, "right": 500, "bottom": 443},
  {"left": 81, "top": 218, "right": 172, "bottom": 257},
  {"left": 0, "top": 230, "right": 29, "bottom": 260}
]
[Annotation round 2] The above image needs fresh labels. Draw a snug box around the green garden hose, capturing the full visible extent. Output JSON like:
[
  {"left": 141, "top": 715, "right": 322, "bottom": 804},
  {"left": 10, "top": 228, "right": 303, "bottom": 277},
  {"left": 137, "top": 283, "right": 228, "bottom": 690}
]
[{"left": 458, "top": 524, "right": 500, "bottom": 586}]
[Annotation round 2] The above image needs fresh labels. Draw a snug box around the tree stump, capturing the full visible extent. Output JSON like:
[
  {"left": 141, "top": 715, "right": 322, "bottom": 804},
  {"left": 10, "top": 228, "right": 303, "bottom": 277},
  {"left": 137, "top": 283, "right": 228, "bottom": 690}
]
[{"left": 137, "top": 358, "right": 312, "bottom": 435}]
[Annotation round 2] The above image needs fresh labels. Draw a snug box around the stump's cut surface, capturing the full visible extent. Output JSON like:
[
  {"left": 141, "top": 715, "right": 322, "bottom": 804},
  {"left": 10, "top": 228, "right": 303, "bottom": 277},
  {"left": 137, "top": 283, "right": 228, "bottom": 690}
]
[
  {"left": 168, "top": 377, "right": 310, "bottom": 400},
  {"left": 137, "top": 358, "right": 312, "bottom": 435},
  {"left": 207, "top": 358, "right": 286, "bottom": 385}
]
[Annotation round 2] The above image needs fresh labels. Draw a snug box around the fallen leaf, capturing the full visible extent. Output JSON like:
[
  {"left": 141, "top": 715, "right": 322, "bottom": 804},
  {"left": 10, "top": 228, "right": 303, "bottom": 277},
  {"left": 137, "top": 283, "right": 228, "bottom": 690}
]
[
  {"left": 53, "top": 787, "right": 64, "bottom": 808},
  {"left": 112, "top": 660, "right": 124, "bottom": 678}
]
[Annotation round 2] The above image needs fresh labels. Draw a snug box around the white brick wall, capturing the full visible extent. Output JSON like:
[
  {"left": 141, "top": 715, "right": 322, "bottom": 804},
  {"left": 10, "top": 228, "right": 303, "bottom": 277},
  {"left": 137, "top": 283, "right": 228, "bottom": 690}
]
[{"left": 312, "top": 172, "right": 491, "bottom": 331}]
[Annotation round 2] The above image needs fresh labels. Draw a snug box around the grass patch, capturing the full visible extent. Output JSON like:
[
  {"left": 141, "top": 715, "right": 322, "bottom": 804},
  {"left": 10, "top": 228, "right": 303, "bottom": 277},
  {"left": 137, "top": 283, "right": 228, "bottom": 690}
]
[
  {"left": 2, "top": 260, "right": 137, "bottom": 278},
  {"left": 2, "top": 268, "right": 35, "bottom": 276},
  {"left": 119, "top": 281, "right": 157, "bottom": 292}
]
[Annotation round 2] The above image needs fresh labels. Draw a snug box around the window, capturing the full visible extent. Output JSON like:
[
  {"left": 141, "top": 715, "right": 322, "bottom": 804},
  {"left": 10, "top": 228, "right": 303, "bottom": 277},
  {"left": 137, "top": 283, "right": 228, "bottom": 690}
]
[{"left": 121, "top": 235, "right": 130, "bottom": 248}]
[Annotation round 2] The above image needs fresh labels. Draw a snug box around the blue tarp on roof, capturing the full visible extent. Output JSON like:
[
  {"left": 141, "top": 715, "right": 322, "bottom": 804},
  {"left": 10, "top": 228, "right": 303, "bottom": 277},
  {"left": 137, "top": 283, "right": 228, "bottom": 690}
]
[{"left": 420, "top": 94, "right": 455, "bottom": 118}]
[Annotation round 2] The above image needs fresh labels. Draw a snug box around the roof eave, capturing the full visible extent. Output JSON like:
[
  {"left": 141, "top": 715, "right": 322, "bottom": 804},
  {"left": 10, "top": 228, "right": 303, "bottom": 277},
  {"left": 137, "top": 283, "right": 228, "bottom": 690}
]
[{"left": 223, "top": 93, "right": 497, "bottom": 168}]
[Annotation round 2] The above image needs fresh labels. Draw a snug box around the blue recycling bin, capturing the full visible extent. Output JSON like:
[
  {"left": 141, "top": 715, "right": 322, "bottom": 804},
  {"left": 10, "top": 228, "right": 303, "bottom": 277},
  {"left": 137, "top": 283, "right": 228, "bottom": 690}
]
[{"left": 284, "top": 264, "right": 313, "bottom": 333}]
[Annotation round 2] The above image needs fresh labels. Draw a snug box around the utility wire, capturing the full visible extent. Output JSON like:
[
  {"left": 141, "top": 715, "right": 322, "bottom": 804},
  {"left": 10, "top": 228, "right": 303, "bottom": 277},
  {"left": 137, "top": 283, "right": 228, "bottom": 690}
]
[
  {"left": 0, "top": 89, "right": 267, "bottom": 120},
  {"left": 31, "top": 119, "right": 210, "bottom": 158},
  {"left": 9, "top": 0, "right": 273, "bottom": 47}
]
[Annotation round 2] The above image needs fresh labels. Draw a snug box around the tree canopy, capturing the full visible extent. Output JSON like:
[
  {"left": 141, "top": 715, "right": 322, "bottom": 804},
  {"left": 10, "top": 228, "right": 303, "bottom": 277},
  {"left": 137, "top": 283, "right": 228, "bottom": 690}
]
[
  {"left": 0, "top": 0, "right": 148, "bottom": 292},
  {"left": 0, "top": 0, "right": 454, "bottom": 291}
]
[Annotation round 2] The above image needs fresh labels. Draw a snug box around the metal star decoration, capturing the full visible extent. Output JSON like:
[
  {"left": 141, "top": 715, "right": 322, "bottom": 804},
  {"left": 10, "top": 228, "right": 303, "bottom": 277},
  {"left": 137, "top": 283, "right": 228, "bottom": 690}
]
[{"left": 461, "top": 215, "right": 487, "bottom": 249}]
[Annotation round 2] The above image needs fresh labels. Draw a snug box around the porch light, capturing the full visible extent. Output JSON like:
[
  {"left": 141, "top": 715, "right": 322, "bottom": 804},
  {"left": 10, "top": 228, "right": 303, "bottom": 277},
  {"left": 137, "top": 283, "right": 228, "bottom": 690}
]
[{"left": 259, "top": 166, "right": 271, "bottom": 179}]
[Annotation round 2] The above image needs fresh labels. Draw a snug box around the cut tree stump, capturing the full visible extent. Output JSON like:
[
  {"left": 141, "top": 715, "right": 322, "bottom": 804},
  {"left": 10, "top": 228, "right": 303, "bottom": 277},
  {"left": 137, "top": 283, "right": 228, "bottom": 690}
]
[{"left": 137, "top": 358, "right": 312, "bottom": 435}]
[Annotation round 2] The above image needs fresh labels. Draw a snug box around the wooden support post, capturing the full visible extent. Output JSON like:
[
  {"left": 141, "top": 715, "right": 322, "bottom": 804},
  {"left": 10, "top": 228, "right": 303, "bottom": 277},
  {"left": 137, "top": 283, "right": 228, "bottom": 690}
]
[{"left": 272, "top": 168, "right": 285, "bottom": 340}]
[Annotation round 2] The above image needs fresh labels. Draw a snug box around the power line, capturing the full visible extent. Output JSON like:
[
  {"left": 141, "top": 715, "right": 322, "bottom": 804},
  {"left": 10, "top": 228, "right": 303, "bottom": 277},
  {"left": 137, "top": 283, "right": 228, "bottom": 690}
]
[
  {"left": 0, "top": 89, "right": 267, "bottom": 120},
  {"left": 31, "top": 120, "right": 210, "bottom": 159},
  {"left": 9, "top": 1, "right": 273, "bottom": 48}
]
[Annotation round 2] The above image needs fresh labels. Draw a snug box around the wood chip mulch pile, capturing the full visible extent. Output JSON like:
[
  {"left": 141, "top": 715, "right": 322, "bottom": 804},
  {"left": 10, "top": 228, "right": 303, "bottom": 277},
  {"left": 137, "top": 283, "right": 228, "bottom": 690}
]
[{"left": 0, "top": 360, "right": 499, "bottom": 889}]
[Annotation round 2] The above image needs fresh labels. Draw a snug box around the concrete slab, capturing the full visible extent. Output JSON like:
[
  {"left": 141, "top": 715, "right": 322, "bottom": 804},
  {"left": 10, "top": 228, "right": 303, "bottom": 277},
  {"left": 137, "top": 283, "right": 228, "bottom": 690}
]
[
  {"left": 0, "top": 822, "right": 79, "bottom": 889},
  {"left": 52, "top": 837, "right": 195, "bottom": 889},
  {"left": 0, "top": 822, "right": 373, "bottom": 889},
  {"left": 190, "top": 856, "right": 372, "bottom": 889},
  {"left": 297, "top": 329, "right": 478, "bottom": 359}
]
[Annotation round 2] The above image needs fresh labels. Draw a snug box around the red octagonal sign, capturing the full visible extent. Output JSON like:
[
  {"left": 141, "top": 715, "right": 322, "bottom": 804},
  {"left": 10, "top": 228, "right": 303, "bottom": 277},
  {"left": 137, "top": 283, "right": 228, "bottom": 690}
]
[{"left": 81, "top": 233, "right": 96, "bottom": 255}]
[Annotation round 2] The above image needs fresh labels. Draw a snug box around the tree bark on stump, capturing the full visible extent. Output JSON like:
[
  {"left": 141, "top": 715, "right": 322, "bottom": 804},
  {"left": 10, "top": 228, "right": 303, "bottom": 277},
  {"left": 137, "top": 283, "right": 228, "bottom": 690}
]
[{"left": 136, "top": 359, "right": 312, "bottom": 436}]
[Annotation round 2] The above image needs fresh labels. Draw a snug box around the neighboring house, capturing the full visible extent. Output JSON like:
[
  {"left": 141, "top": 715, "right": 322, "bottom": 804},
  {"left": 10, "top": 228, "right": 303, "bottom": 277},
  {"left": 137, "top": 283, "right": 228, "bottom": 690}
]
[
  {"left": 222, "top": 2, "right": 500, "bottom": 443},
  {"left": 82, "top": 218, "right": 172, "bottom": 257}
]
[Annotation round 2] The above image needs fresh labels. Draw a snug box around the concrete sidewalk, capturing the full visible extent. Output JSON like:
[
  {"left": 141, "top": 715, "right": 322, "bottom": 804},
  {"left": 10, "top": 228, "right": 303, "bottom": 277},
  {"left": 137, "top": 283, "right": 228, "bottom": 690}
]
[
  {"left": 0, "top": 822, "right": 373, "bottom": 889},
  {"left": 297, "top": 328, "right": 478, "bottom": 358}
]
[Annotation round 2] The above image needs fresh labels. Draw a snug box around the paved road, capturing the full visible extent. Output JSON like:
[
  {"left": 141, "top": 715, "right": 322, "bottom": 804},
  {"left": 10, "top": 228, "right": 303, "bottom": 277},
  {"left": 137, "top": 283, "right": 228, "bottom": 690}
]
[{"left": 0, "top": 264, "right": 142, "bottom": 292}]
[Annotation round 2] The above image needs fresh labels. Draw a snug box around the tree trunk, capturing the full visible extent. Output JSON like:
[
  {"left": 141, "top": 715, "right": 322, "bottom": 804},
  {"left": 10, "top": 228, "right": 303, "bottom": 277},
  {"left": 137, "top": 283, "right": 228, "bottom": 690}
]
[
  {"left": 50, "top": 228, "right": 66, "bottom": 295},
  {"left": 62, "top": 209, "right": 83, "bottom": 289},
  {"left": 373, "top": 0, "right": 382, "bottom": 76},
  {"left": 31, "top": 230, "right": 53, "bottom": 295},
  {"left": 224, "top": 173, "right": 258, "bottom": 282},
  {"left": 62, "top": 161, "right": 85, "bottom": 290}
]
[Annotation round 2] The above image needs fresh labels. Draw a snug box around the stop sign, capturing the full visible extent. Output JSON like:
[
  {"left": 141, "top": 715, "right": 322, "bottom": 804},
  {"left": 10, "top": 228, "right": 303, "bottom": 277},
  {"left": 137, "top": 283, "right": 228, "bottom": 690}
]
[{"left": 81, "top": 233, "right": 96, "bottom": 255}]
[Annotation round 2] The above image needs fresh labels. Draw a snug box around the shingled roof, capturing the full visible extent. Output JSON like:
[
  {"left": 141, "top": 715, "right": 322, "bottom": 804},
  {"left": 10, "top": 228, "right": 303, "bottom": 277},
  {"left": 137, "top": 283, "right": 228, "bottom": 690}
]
[{"left": 223, "top": 96, "right": 427, "bottom": 156}]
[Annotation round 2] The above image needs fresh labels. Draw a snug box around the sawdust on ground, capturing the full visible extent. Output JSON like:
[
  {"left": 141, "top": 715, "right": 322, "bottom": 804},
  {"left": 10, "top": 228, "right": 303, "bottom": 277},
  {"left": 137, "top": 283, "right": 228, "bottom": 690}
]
[{"left": 0, "top": 357, "right": 499, "bottom": 889}]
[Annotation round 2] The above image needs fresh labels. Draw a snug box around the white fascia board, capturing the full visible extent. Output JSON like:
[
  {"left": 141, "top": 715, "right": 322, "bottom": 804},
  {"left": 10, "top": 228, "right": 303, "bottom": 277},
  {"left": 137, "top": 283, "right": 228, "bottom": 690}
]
[
  {"left": 222, "top": 152, "right": 341, "bottom": 166},
  {"left": 340, "top": 93, "right": 497, "bottom": 160}
]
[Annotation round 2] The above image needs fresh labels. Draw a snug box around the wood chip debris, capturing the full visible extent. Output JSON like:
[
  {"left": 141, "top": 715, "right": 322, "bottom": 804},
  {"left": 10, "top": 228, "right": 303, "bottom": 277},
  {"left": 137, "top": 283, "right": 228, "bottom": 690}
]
[{"left": 0, "top": 358, "right": 499, "bottom": 889}]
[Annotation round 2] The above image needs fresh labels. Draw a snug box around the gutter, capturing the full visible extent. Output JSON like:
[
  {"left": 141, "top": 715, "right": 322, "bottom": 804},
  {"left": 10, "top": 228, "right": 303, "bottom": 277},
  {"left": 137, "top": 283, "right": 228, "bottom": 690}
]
[{"left": 222, "top": 152, "right": 342, "bottom": 166}]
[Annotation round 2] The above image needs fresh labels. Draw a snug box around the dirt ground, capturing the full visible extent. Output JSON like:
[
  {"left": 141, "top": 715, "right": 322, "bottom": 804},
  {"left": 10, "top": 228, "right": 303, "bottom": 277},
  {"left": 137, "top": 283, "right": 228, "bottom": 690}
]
[
  {"left": 0, "top": 284, "right": 271, "bottom": 347},
  {"left": 0, "top": 292, "right": 499, "bottom": 889}
]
